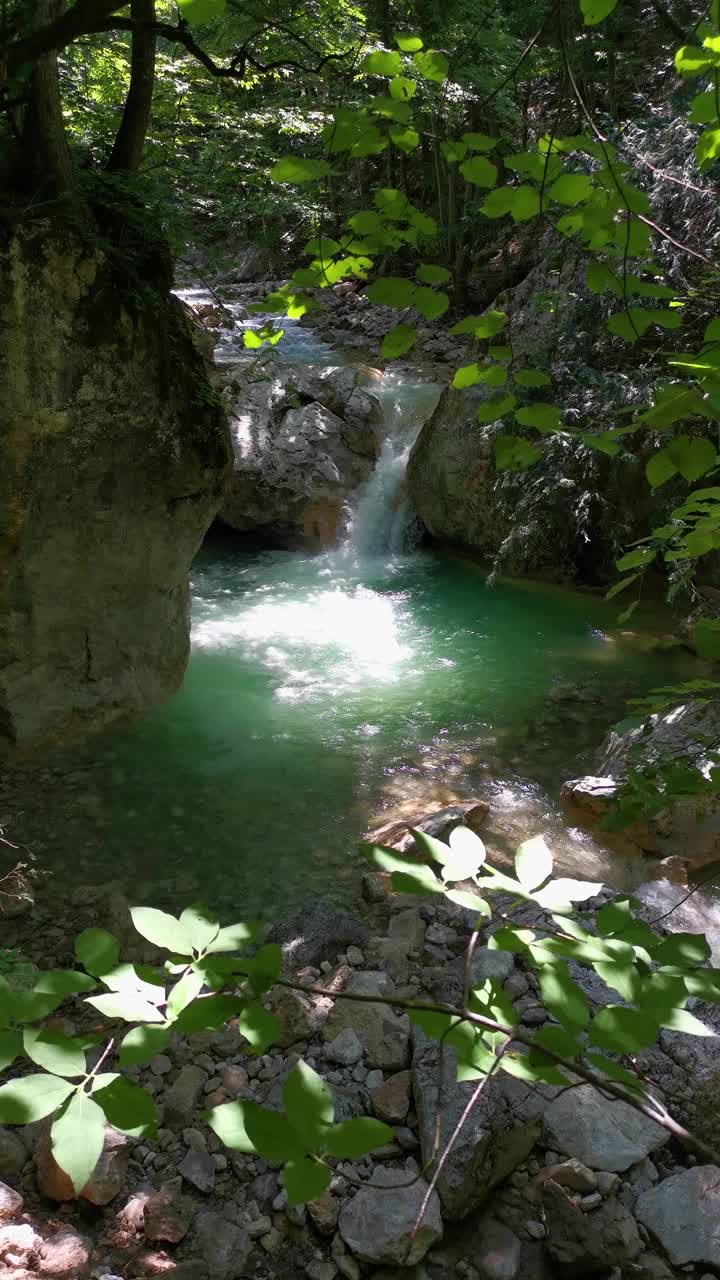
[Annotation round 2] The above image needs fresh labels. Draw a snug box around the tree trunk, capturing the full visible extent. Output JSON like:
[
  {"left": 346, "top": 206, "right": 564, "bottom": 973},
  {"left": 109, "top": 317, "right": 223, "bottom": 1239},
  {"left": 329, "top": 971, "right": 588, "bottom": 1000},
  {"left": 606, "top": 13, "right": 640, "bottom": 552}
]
[
  {"left": 21, "top": 0, "right": 75, "bottom": 194},
  {"left": 107, "top": 0, "right": 156, "bottom": 172}
]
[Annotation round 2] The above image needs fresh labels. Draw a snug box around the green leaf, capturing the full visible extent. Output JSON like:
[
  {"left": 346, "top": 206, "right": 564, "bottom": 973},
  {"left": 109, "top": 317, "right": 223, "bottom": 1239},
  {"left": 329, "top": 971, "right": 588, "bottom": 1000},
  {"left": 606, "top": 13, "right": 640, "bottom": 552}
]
[
  {"left": 538, "top": 966, "right": 589, "bottom": 1029},
  {"left": 480, "top": 187, "right": 515, "bottom": 219},
  {"left": 530, "top": 1024, "right": 581, "bottom": 1060},
  {"left": 381, "top": 324, "right": 417, "bottom": 358},
  {"left": 462, "top": 132, "right": 497, "bottom": 151},
  {"left": 514, "top": 368, "right": 551, "bottom": 388},
  {"left": 283, "top": 1157, "right": 331, "bottom": 1206},
  {"left": 659, "top": 1006, "right": 714, "bottom": 1035},
  {"left": 33, "top": 970, "right": 97, "bottom": 996},
  {"left": 408, "top": 827, "right": 453, "bottom": 864},
  {"left": 51, "top": 1092, "right": 105, "bottom": 1193},
  {"left": 283, "top": 1061, "right": 334, "bottom": 1149},
  {"left": 23, "top": 1030, "right": 87, "bottom": 1078},
  {"left": 304, "top": 237, "right": 341, "bottom": 257},
  {"left": 495, "top": 435, "right": 542, "bottom": 471},
  {"left": 585, "top": 1053, "right": 646, "bottom": 1091},
  {"left": 515, "top": 403, "right": 562, "bottom": 431},
  {"left": 616, "top": 546, "right": 655, "bottom": 571},
  {"left": 206, "top": 922, "right": 256, "bottom": 954},
  {"left": 86, "top": 992, "right": 164, "bottom": 1023},
  {"left": 534, "top": 878, "right": 601, "bottom": 912},
  {"left": 445, "top": 890, "right": 491, "bottom": 916},
  {"left": 365, "top": 842, "right": 441, "bottom": 895},
  {"left": 510, "top": 186, "right": 541, "bottom": 221},
  {"left": 450, "top": 311, "right": 507, "bottom": 338},
  {"left": 363, "top": 50, "right": 404, "bottom": 76},
  {"left": 92, "top": 1076, "right": 158, "bottom": 1138},
  {"left": 0, "top": 1029, "right": 22, "bottom": 1072},
  {"left": 476, "top": 393, "right": 517, "bottom": 423},
  {"left": 271, "top": 157, "right": 331, "bottom": 184},
  {"left": 413, "top": 286, "right": 449, "bottom": 320},
  {"left": 179, "top": 905, "right": 219, "bottom": 953},
  {"left": 390, "top": 125, "right": 420, "bottom": 152},
  {"left": 177, "top": 0, "right": 225, "bottom": 22},
  {"left": 412, "top": 49, "right": 449, "bottom": 82},
  {"left": 416, "top": 263, "right": 451, "bottom": 285},
  {"left": 325, "top": 1116, "right": 394, "bottom": 1158},
  {"left": 460, "top": 156, "right": 498, "bottom": 187},
  {"left": 4, "top": 989, "right": 62, "bottom": 1023},
  {"left": 237, "top": 1004, "right": 279, "bottom": 1055},
  {"left": 690, "top": 91, "right": 719, "bottom": 124},
  {"left": 0, "top": 1073, "right": 74, "bottom": 1124},
  {"left": 245, "top": 1102, "right": 307, "bottom": 1161},
  {"left": 549, "top": 174, "right": 594, "bottom": 204},
  {"left": 130, "top": 908, "right": 191, "bottom": 955},
  {"left": 514, "top": 835, "right": 553, "bottom": 890},
  {"left": 74, "top": 929, "right": 119, "bottom": 977},
  {"left": 654, "top": 932, "right": 711, "bottom": 967},
  {"left": 390, "top": 76, "right": 416, "bottom": 101},
  {"left": 666, "top": 435, "right": 717, "bottom": 484},
  {"left": 675, "top": 45, "right": 719, "bottom": 76},
  {"left": 646, "top": 449, "right": 678, "bottom": 488},
  {"left": 695, "top": 619, "right": 720, "bottom": 659},
  {"left": 580, "top": 0, "right": 619, "bottom": 23},
  {"left": 167, "top": 968, "right": 204, "bottom": 1022},
  {"left": 119, "top": 1024, "right": 171, "bottom": 1068},
  {"left": 366, "top": 277, "right": 416, "bottom": 309},
  {"left": 243, "top": 943, "right": 283, "bottom": 996},
  {"left": 589, "top": 1006, "right": 660, "bottom": 1053},
  {"left": 207, "top": 1100, "right": 254, "bottom": 1151},
  {"left": 441, "top": 139, "right": 468, "bottom": 164},
  {"left": 453, "top": 363, "right": 505, "bottom": 389}
]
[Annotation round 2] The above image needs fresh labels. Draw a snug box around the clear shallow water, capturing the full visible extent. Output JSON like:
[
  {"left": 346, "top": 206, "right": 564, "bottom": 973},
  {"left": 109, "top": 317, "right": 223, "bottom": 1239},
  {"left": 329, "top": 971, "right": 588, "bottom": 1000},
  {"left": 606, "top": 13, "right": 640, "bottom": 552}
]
[{"left": 4, "top": 541, "right": 697, "bottom": 919}]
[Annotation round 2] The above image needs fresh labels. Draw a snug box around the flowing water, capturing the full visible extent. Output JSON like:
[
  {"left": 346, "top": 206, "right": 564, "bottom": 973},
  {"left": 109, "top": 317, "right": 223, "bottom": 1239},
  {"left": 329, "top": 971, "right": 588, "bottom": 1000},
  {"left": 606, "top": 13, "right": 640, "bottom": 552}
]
[{"left": 0, "top": 300, "right": 703, "bottom": 920}]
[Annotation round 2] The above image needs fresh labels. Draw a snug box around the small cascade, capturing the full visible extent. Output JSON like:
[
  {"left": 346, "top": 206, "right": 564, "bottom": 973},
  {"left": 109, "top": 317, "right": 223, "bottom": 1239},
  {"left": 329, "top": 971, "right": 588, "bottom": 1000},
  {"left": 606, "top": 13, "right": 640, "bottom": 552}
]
[{"left": 346, "top": 376, "right": 442, "bottom": 558}]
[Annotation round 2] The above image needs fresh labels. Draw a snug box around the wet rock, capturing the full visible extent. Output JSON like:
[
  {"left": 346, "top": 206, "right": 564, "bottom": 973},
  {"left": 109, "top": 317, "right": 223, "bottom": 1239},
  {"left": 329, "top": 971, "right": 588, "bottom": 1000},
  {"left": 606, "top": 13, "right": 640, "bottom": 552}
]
[
  {"left": 542, "top": 1083, "right": 668, "bottom": 1171},
  {"left": 0, "top": 1128, "right": 26, "bottom": 1179},
  {"left": 267, "top": 901, "right": 369, "bottom": 971},
  {"left": 370, "top": 1071, "right": 411, "bottom": 1124},
  {"left": 191, "top": 1209, "right": 252, "bottom": 1279},
  {"left": 179, "top": 1148, "right": 216, "bottom": 1193},
  {"left": 163, "top": 1064, "right": 208, "bottom": 1125},
  {"left": 543, "top": 1180, "right": 641, "bottom": 1276},
  {"left": 412, "top": 1026, "right": 542, "bottom": 1219},
  {"left": 635, "top": 1165, "right": 720, "bottom": 1266},
  {"left": 475, "top": 1218, "right": 522, "bottom": 1280},
  {"left": 0, "top": 1179, "right": 23, "bottom": 1221},
  {"left": 144, "top": 1181, "right": 193, "bottom": 1242},
  {"left": 37, "top": 1227, "right": 91, "bottom": 1277},
  {"left": 338, "top": 1166, "right": 442, "bottom": 1265},
  {"left": 36, "top": 1121, "right": 128, "bottom": 1204}
]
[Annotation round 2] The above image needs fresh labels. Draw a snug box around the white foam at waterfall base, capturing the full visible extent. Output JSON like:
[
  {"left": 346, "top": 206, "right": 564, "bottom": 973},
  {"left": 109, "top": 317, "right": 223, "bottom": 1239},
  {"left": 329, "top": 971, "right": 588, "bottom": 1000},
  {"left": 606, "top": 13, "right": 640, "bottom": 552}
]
[{"left": 346, "top": 377, "right": 441, "bottom": 559}]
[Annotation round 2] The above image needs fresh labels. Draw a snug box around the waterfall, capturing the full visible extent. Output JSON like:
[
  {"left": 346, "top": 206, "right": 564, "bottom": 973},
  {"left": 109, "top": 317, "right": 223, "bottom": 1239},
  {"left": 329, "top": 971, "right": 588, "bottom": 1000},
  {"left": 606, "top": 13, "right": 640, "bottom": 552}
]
[{"left": 346, "top": 377, "right": 441, "bottom": 558}]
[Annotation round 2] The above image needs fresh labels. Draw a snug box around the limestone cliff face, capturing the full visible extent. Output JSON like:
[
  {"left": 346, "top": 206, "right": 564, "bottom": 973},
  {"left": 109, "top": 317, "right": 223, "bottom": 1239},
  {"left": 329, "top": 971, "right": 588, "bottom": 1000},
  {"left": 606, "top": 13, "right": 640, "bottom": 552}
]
[{"left": 0, "top": 229, "right": 232, "bottom": 753}]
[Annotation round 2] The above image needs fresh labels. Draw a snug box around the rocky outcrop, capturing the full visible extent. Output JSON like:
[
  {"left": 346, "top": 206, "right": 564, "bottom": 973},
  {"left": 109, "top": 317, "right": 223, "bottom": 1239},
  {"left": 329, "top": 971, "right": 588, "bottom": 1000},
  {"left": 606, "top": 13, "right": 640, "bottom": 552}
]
[
  {"left": 0, "top": 229, "right": 232, "bottom": 754},
  {"left": 407, "top": 388, "right": 650, "bottom": 582},
  {"left": 562, "top": 700, "right": 720, "bottom": 866},
  {"left": 219, "top": 364, "right": 382, "bottom": 547}
]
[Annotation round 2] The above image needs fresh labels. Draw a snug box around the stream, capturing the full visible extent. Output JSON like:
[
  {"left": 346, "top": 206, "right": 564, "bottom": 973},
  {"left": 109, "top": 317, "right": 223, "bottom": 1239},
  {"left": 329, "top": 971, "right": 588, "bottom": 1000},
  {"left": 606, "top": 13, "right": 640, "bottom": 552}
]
[{"left": 0, "top": 293, "right": 703, "bottom": 921}]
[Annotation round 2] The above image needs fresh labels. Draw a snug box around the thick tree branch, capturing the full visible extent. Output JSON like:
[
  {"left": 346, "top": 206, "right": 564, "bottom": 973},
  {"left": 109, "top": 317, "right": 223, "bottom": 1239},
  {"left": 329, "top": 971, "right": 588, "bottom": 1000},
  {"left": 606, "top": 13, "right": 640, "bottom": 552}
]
[
  {"left": 107, "top": 0, "right": 156, "bottom": 172},
  {"left": 2, "top": 0, "right": 130, "bottom": 77}
]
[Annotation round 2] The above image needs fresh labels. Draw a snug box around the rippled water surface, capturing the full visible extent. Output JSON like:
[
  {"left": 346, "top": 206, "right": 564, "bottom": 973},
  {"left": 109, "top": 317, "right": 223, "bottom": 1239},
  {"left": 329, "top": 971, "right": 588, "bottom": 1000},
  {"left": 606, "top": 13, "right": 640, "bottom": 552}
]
[{"left": 4, "top": 540, "right": 698, "bottom": 918}]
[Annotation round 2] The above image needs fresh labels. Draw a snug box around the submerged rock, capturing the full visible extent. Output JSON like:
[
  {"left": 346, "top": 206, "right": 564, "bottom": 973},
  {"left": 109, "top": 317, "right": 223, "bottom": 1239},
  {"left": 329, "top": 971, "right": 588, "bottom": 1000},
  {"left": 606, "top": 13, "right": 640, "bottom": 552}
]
[{"left": 0, "top": 230, "right": 231, "bottom": 754}]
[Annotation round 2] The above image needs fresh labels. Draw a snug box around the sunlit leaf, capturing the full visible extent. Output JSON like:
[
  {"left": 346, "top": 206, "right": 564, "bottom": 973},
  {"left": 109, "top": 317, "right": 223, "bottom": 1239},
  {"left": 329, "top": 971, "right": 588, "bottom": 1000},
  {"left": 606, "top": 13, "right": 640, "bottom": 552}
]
[{"left": 51, "top": 1092, "right": 105, "bottom": 1193}]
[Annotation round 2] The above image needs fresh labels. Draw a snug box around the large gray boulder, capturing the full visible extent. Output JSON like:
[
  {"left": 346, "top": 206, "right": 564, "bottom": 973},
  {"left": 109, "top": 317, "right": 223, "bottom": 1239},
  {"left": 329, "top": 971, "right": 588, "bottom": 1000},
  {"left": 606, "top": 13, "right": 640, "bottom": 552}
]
[
  {"left": 411, "top": 1027, "right": 543, "bottom": 1220},
  {"left": 635, "top": 1166, "right": 720, "bottom": 1266},
  {"left": 0, "top": 231, "right": 232, "bottom": 754},
  {"left": 338, "top": 1166, "right": 443, "bottom": 1265},
  {"left": 542, "top": 1084, "right": 668, "bottom": 1171},
  {"left": 563, "top": 700, "right": 720, "bottom": 866},
  {"left": 219, "top": 364, "right": 382, "bottom": 548}
]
